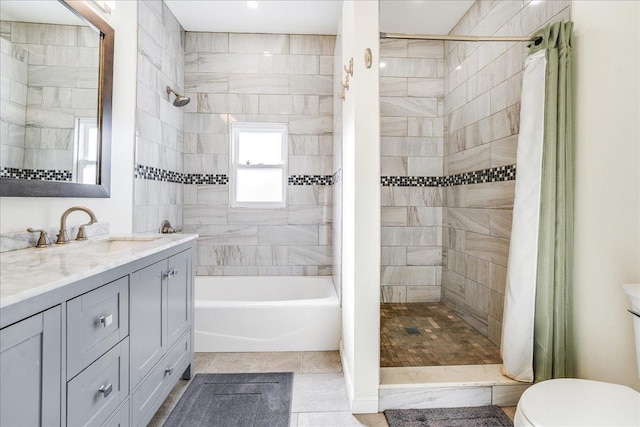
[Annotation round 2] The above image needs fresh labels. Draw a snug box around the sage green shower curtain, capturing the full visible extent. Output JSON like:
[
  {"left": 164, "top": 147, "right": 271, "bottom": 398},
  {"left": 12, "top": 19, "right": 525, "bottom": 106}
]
[
  {"left": 501, "top": 21, "right": 574, "bottom": 382},
  {"left": 531, "top": 21, "right": 574, "bottom": 381}
]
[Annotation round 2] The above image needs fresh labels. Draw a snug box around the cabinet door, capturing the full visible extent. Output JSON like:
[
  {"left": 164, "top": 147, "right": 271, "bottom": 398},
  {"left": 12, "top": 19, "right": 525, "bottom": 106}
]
[
  {"left": 0, "top": 306, "right": 61, "bottom": 427},
  {"left": 130, "top": 259, "right": 168, "bottom": 386},
  {"left": 167, "top": 250, "right": 192, "bottom": 348}
]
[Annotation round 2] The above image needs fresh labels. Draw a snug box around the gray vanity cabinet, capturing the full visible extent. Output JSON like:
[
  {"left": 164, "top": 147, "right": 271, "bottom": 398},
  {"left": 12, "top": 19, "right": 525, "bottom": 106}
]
[
  {"left": 0, "top": 306, "right": 62, "bottom": 427},
  {"left": 167, "top": 249, "right": 192, "bottom": 348},
  {"left": 130, "top": 260, "right": 168, "bottom": 386}
]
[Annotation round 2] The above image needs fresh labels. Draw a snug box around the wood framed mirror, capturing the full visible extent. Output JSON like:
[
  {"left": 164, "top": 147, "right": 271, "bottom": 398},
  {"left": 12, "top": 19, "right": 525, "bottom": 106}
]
[{"left": 0, "top": 0, "right": 113, "bottom": 197}]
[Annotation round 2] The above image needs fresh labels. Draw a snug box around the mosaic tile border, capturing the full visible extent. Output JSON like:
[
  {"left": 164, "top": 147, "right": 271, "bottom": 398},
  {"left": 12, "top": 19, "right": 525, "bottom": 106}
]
[
  {"left": 288, "top": 175, "right": 334, "bottom": 186},
  {"left": 0, "top": 167, "right": 72, "bottom": 182},
  {"left": 136, "top": 164, "right": 334, "bottom": 186},
  {"left": 381, "top": 164, "right": 516, "bottom": 187},
  {"left": 134, "top": 164, "right": 515, "bottom": 187}
]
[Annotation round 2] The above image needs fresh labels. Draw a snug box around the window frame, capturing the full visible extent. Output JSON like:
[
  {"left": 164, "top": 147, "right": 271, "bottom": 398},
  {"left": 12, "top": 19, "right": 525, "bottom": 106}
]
[{"left": 229, "top": 122, "right": 288, "bottom": 209}]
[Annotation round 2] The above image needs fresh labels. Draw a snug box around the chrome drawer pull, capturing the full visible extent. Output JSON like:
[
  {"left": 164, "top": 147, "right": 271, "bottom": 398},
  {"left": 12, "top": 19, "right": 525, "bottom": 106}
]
[
  {"left": 97, "top": 314, "right": 113, "bottom": 328},
  {"left": 98, "top": 383, "right": 113, "bottom": 398},
  {"left": 164, "top": 367, "right": 174, "bottom": 376},
  {"left": 163, "top": 269, "right": 179, "bottom": 278}
]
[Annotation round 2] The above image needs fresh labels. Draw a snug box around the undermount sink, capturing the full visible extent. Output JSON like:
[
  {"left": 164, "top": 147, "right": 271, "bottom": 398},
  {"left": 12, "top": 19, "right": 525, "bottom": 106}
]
[{"left": 60, "top": 236, "right": 162, "bottom": 254}]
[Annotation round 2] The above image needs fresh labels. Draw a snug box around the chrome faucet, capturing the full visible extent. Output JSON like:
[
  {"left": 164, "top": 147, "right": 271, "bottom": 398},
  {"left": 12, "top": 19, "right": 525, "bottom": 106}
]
[{"left": 56, "top": 206, "right": 98, "bottom": 244}]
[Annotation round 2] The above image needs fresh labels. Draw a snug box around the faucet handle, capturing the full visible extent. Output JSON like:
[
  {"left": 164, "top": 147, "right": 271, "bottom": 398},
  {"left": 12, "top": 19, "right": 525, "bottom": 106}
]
[
  {"left": 26, "top": 228, "right": 52, "bottom": 248},
  {"left": 76, "top": 222, "right": 93, "bottom": 241}
]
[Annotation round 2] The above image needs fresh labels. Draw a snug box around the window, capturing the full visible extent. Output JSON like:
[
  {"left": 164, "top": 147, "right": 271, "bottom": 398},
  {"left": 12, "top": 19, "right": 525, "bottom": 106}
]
[
  {"left": 73, "top": 117, "right": 99, "bottom": 184},
  {"left": 230, "top": 123, "right": 288, "bottom": 208}
]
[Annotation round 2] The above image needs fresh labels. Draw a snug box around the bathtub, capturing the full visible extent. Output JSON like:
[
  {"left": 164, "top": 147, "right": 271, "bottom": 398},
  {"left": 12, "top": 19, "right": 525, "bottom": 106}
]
[{"left": 194, "top": 276, "right": 341, "bottom": 352}]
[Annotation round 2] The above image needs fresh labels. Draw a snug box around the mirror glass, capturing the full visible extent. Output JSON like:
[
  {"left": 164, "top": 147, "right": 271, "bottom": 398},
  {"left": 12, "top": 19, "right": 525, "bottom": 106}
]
[{"left": 0, "top": 0, "right": 112, "bottom": 197}]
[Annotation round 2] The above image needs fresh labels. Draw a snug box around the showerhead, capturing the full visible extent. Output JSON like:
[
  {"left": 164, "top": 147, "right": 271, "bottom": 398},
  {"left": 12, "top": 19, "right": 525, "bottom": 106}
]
[{"left": 166, "top": 86, "right": 190, "bottom": 107}]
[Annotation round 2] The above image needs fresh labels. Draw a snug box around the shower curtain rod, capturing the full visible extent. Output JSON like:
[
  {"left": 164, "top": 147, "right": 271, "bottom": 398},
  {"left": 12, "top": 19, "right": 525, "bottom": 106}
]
[{"left": 380, "top": 32, "right": 541, "bottom": 43}]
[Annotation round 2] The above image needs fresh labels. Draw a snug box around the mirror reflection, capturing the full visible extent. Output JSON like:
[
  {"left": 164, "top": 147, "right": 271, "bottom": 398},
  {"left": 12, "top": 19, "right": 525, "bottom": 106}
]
[{"left": 0, "top": 1, "right": 101, "bottom": 184}]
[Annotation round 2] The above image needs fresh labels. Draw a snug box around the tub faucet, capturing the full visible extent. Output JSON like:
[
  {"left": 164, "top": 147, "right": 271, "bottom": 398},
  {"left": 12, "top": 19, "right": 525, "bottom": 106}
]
[
  {"left": 56, "top": 206, "right": 98, "bottom": 244},
  {"left": 159, "top": 220, "right": 177, "bottom": 234}
]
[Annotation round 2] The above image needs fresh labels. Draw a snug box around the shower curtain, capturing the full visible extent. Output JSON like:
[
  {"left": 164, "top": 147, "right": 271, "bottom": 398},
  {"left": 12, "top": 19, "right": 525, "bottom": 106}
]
[{"left": 501, "top": 21, "right": 574, "bottom": 383}]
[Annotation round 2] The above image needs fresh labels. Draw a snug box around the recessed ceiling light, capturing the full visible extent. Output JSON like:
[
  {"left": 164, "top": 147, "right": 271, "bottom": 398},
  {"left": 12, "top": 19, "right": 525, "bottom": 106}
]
[
  {"left": 379, "top": 62, "right": 386, "bottom": 68},
  {"left": 247, "top": 1, "right": 259, "bottom": 9}
]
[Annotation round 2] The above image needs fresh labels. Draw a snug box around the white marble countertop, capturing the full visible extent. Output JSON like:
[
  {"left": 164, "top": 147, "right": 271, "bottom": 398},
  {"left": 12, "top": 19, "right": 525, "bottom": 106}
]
[{"left": 0, "top": 233, "right": 198, "bottom": 309}]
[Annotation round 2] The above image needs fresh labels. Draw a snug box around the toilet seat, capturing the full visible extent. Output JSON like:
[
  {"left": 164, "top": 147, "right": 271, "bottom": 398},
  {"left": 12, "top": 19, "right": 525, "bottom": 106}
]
[{"left": 515, "top": 378, "right": 640, "bottom": 426}]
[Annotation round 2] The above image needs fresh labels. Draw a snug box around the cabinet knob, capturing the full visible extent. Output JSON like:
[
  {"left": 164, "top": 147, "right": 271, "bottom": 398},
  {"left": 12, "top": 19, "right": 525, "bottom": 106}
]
[
  {"left": 97, "top": 314, "right": 113, "bottom": 328},
  {"left": 163, "top": 269, "right": 178, "bottom": 278},
  {"left": 98, "top": 383, "right": 113, "bottom": 398},
  {"left": 164, "top": 367, "right": 174, "bottom": 376}
]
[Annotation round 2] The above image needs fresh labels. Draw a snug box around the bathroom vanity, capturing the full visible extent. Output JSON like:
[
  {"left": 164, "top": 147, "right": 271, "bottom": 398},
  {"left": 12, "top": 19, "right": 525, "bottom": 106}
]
[{"left": 0, "top": 233, "right": 197, "bottom": 427}]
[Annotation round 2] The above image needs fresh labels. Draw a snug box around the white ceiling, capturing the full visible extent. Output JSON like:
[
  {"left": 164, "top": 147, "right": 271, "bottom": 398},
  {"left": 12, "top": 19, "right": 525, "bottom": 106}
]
[
  {"left": 166, "top": 0, "right": 475, "bottom": 36},
  {"left": 0, "top": 0, "right": 86, "bottom": 26}
]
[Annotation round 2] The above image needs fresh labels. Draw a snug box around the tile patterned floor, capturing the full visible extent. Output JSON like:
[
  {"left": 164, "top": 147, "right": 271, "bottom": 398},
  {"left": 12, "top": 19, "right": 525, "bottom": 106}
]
[
  {"left": 149, "top": 351, "right": 389, "bottom": 427},
  {"left": 380, "top": 303, "right": 503, "bottom": 367},
  {"left": 150, "top": 350, "right": 516, "bottom": 426}
]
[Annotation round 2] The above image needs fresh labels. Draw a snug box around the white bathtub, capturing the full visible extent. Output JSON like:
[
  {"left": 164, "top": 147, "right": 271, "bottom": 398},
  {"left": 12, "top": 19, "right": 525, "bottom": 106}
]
[{"left": 194, "top": 276, "right": 341, "bottom": 352}]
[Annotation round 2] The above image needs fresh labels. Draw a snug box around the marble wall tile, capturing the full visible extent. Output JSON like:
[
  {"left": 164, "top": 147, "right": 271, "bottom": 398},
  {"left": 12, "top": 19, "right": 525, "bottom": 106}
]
[
  {"left": 490, "top": 134, "right": 517, "bottom": 167},
  {"left": 381, "top": 286, "right": 407, "bottom": 303},
  {"left": 407, "top": 285, "right": 441, "bottom": 302},
  {"left": 289, "top": 35, "right": 335, "bottom": 56},
  {"left": 445, "top": 208, "right": 490, "bottom": 234},
  {"left": 442, "top": 268, "right": 466, "bottom": 297},
  {"left": 489, "top": 209, "right": 512, "bottom": 238},
  {"left": 288, "top": 185, "right": 332, "bottom": 206},
  {"left": 379, "top": 386, "right": 492, "bottom": 411},
  {"left": 464, "top": 279, "right": 490, "bottom": 312},
  {"left": 488, "top": 262, "right": 507, "bottom": 294},
  {"left": 465, "top": 254, "right": 490, "bottom": 286},
  {"left": 407, "top": 117, "right": 444, "bottom": 137},
  {"left": 408, "top": 207, "right": 442, "bottom": 227},
  {"left": 288, "top": 246, "right": 332, "bottom": 265},
  {"left": 289, "top": 115, "right": 332, "bottom": 135},
  {"left": 185, "top": 32, "right": 228, "bottom": 53},
  {"left": 381, "top": 117, "right": 408, "bottom": 137},
  {"left": 442, "top": 289, "right": 489, "bottom": 335},
  {"left": 184, "top": 72, "right": 229, "bottom": 92},
  {"left": 289, "top": 75, "right": 332, "bottom": 95},
  {"left": 289, "top": 155, "right": 332, "bottom": 175},
  {"left": 488, "top": 316, "right": 502, "bottom": 345},
  {"left": 407, "top": 41, "right": 444, "bottom": 59},
  {"left": 183, "top": 205, "right": 228, "bottom": 226},
  {"left": 380, "top": 97, "right": 438, "bottom": 117},
  {"left": 464, "top": 181, "right": 515, "bottom": 209},
  {"left": 258, "top": 226, "right": 318, "bottom": 245},
  {"left": 381, "top": 227, "right": 440, "bottom": 246},
  {"left": 381, "top": 207, "right": 408, "bottom": 227},
  {"left": 380, "top": 58, "right": 441, "bottom": 78},
  {"left": 409, "top": 187, "right": 443, "bottom": 207},
  {"left": 197, "top": 53, "right": 260, "bottom": 73},
  {"left": 288, "top": 206, "right": 331, "bottom": 225},
  {"left": 228, "top": 74, "right": 289, "bottom": 94},
  {"left": 381, "top": 137, "right": 441, "bottom": 157},
  {"left": 196, "top": 226, "right": 259, "bottom": 245},
  {"left": 380, "top": 77, "right": 408, "bottom": 97},
  {"left": 229, "top": 33, "right": 289, "bottom": 54},
  {"left": 380, "top": 39, "right": 408, "bottom": 57},
  {"left": 380, "top": 157, "right": 408, "bottom": 176},
  {"left": 406, "top": 246, "right": 442, "bottom": 266},
  {"left": 446, "top": 143, "right": 491, "bottom": 175},
  {"left": 382, "top": 247, "right": 407, "bottom": 266},
  {"left": 407, "top": 78, "right": 443, "bottom": 97},
  {"left": 465, "top": 232, "right": 509, "bottom": 267},
  {"left": 407, "top": 157, "right": 443, "bottom": 176},
  {"left": 227, "top": 208, "right": 289, "bottom": 226}
]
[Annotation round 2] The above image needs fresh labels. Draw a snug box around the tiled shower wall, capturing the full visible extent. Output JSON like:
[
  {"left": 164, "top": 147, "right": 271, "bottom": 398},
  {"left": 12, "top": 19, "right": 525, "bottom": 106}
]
[
  {"left": 181, "top": 33, "right": 335, "bottom": 276},
  {"left": 133, "top": 0, "right": 185, "bottom": 233},
  {"left": 442, "top": 0, "right": 571, "bottom": 344},
  {"left": 379, "top": 39, "right": 445, "bottom": 303},
  {"left": 0, "top": 33, "right": 28, "bottom": 169},
  {"left": 0, "top": 21, "right": 98, "bottom": 172}
]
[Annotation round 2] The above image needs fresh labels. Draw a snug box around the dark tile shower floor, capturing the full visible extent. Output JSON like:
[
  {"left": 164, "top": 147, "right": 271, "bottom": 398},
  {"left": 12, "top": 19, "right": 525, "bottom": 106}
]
[{"left": 380, "top": 302, "right": 503, "bottom": 367}]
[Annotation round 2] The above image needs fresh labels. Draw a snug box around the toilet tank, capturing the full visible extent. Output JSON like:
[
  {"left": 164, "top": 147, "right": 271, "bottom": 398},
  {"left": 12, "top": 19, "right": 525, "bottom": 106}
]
[{"left": 622, "top": 283, "right": 640, "bottom": 379}]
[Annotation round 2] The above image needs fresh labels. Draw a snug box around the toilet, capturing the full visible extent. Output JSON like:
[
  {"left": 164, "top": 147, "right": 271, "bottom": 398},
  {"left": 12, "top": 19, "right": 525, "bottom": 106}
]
[{"left": 514, "top": 283, "right": 640, "bottom": 427}]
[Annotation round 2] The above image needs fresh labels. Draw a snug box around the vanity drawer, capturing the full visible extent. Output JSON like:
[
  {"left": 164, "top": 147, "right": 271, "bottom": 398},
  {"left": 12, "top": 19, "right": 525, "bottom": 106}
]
[
  {"left": 131, "top": 331, "right": 191, "bottom": 427},
  {"left": 67, "top": 276, "right": 129, "bottom": 379},
  {"left": 67, "top": 338, "right": 130, "bottom": 427},
  {"left": 102, "top": 399, "right": 130, "bottom": 427}
]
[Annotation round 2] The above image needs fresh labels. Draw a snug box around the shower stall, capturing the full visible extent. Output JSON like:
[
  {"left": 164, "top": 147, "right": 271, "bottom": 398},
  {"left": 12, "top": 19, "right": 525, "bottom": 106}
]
[{"left": 378, "top": 0, "right": 572, "bottom": 369}]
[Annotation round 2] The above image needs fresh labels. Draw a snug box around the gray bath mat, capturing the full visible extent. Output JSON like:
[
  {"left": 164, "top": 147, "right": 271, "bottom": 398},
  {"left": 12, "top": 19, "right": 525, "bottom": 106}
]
[
  {"left": 164, "top": 372, "right": 293, "bottom": 427},
  {"left": 384, "top": 405, "right": 514, "bottom": 427}
]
